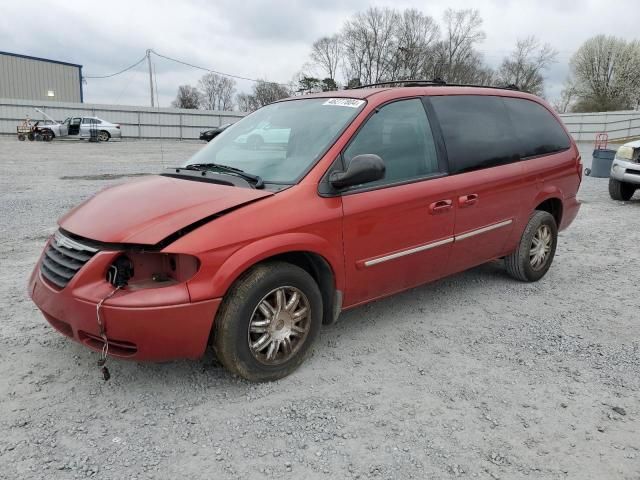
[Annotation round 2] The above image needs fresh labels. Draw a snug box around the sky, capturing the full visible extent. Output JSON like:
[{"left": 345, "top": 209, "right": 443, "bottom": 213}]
[{"left": 1, "top": 0, "right": 637, "bottom": 108}]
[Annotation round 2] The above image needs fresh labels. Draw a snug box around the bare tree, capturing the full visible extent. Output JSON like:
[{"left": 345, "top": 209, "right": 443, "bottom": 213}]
[
  {"left": 341, "top": 7, "right": 400, "bottom": 85},
  {"left": 304, "top": 7, "right": 494, "bottom": 87},
  {"left": 171, "top": 85, "right": 202, "bottom": 109},
  {"left": 425, "top": 9, "right": 487, "bottom": 84},
  {"left": 554, "top": 78, "right": 578, "bottom": 113},
  {"left": 391, "top": 9, "right": 440, "bottom": 79},
  {"left": 568, "top": 35, "right": 640, "bottom": 112},
  {"left": 236, "top": 81, "right": 291, "bottom": 113},
  {"left": 236, "top": 92, "right": 257, "bottom": 113},
  {"left": 310, "top": 35, "right": 342, "bottom": 81},
  {"left": 253, "top": 81, "right": 291, "bottom": 107},
  {"left": 496, "top": 36, "right": 557, "bottom": 95},
  {"left": 199, "top": 73, "right": 236, "bottom": 111}
]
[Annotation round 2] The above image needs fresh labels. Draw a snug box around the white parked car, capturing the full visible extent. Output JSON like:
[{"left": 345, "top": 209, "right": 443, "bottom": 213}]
[
  {"left": 34, "top": 109, "right": 121, "bottom": 141},
  {"left": 610, "top": 139, "right": 640, "bottom": 200},
  {"left": 234, "top": 123, "right": 290, "bottom": 149}
]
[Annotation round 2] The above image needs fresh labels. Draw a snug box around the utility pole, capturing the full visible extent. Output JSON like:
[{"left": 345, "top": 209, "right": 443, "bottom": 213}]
[{"left": 146, "top": 49, "right": 155, "bottom": 108}]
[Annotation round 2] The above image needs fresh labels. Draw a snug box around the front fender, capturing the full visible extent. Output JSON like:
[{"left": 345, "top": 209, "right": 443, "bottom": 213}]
[{"left": 186, "top": 232, "right": 344, "bottom": 302}]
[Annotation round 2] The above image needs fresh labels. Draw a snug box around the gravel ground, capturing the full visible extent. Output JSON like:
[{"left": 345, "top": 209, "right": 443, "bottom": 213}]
[{"left": 0, "top": 137, "right": 638, "bottom": 480}]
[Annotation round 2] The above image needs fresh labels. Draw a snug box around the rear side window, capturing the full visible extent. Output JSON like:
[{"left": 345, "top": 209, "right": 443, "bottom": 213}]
[
  {"left": 430, "top": 95, "right": 518, "bottom": 174},
  {"left": 503, "top": 98, "right": 570, "bottom": 158},
  {"left": 344, "top": 98, "right": 440, "bottom": 185}
]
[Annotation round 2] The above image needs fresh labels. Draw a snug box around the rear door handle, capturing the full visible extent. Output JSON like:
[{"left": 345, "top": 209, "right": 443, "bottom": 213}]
[
  {"left": 458, "top": 194, "right": 479, "bottom": 207},
  {"left": 429, "top": 199, "right": 453, "bottom": 214}
]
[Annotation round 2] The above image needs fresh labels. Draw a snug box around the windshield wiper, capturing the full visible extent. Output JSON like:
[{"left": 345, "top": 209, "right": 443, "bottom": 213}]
[{"left": 185, "top": 163, "right": 264, "bottom": 189}]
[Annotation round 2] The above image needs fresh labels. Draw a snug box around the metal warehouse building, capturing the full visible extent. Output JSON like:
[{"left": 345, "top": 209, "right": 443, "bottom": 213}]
[{"left": 0, "top": 51, "right": 83, "bottom": 103}]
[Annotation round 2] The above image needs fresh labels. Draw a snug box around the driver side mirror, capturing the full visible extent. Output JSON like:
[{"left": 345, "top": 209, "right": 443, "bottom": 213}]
[{"left": 329, "top": 154, "right": 385, "bottom": 189}]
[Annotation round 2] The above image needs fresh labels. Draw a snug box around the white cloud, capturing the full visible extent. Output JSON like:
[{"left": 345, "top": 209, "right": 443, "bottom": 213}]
[{"left": 1, "top": 0, "right": 637, "bottom": 106}]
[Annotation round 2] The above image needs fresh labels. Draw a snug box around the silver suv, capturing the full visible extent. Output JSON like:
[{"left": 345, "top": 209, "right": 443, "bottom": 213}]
[{"left": 610, "top": 140, "right": 640, "bottom": 200}]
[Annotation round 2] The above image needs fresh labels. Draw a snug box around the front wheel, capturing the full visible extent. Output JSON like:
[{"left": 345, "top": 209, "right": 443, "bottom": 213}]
[
  {"left": 505, "top": 211, "right": 558, "bottom": 282},
  {"left": 609, "top": 178, "right": 636, "bottom": 201},
  {"left": 213, "top": 261, "right": 323, "bottom": 382}
]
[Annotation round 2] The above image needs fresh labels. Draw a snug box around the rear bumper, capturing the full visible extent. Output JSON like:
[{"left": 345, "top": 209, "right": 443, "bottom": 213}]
[
  {"left": 28, "top": 263, "right": 221, "bottom": 361},
  {"left": 560, "top": 195, "right": 581, "bottom": 231}
]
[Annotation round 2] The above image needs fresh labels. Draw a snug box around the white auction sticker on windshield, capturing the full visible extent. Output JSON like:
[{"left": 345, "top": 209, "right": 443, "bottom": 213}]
[{"left": 322, "top": 98, "right": 365, "bottom": 108}]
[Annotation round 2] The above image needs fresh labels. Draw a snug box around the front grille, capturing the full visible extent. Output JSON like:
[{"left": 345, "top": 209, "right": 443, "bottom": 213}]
[{"left": 40, "top": 231, "right": 98, "bottom": 289}]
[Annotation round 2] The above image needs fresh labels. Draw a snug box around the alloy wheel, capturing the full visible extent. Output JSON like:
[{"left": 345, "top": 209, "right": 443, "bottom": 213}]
[
  {"left": 248, "top": 286, "right": 311, "bottom": 366},
  {"left": 530, "top": 224, "right": 552, "bottom": 270}
]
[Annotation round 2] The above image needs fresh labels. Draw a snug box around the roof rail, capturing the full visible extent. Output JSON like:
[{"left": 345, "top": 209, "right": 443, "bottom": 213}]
[{"left": 348, "top": 78, "right": 522, "bottom": 92}]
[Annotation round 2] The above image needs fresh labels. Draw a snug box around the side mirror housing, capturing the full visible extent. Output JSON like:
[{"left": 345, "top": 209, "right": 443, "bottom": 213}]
[{"left": 329, "top": 154, "right": 385, "bottom": 189}]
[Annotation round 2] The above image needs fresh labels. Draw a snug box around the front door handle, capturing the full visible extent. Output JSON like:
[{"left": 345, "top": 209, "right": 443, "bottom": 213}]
[
  {"left": 458, "top": 193, "right": 479, "bottom": 207},
  {"left": 429, "top": 199, "right": 453, "bottom": 214}
]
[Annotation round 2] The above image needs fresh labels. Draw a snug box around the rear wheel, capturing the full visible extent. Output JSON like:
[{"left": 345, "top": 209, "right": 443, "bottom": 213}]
[
  {"left": 18, "top": 134, "right": 25, "bottom": 141},
  {"left": 609, "top": 178, "right": 636, "bottom": 201},
  {"left": 98, "top": 130, "right": 110, "bottom": 142},
  {"left": 505, "top": 211, "right": 558, "bottom": 282},
  {"left": 213, "top": 261, "right": 323, "bottom": 382},
  {"left": 27, "top": 132, "right": 35, "bottom": 141}
]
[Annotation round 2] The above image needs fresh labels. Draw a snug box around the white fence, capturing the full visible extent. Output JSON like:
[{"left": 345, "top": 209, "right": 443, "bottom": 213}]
[
  {"left": 0, "top": 98, "right": 245, "bottom": 140},
  {"left": 559, "top": 110, "right": 640, "bottom": 142},
  {"left": 1, "top": 97, "right": 638, "bottom": 143}
]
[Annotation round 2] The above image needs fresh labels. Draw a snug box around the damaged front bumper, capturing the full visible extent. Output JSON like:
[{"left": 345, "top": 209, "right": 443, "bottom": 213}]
[{"left": 28, "top": 238, "right": 221, "bottom": 361}]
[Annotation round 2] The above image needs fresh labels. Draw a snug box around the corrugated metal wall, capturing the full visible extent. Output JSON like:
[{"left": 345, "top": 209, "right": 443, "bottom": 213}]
[
  {"left": 0, "top": 53, "right": 82, "bottom": 103},
  {"left": 0, "top": 98, "right": 245, "bottom": 139},
  {"left": 558, "top": 110, "right": 640, "bottom": 142}
]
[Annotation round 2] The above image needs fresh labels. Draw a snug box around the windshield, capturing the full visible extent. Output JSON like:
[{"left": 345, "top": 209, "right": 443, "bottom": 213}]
[{"left": 184, "top": 98, "right": 365, "bottom": 184}]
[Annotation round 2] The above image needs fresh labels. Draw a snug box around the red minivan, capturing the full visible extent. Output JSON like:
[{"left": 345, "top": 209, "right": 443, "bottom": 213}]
[{"left": 29, "top": 83, "right": 582, "bottom": 381}]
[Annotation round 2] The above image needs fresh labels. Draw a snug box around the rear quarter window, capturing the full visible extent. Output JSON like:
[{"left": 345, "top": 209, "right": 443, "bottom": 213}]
[
  {"left": 502, "top": 97, "right": 570, "bottom": 158},
  {"left": 430, "top": 95, "right": 519, "bottom": 174}
]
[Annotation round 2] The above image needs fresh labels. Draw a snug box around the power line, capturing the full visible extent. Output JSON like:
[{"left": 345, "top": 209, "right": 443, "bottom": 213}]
[
  {"left": 150, "top": 49, "right": 289, "bottom": 86},
  {"left": 83, "top": 55, "right": 148, "bottom": 79}
]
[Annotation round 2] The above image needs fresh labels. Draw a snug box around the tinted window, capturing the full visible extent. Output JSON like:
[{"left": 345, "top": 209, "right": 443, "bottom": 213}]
[
  {"left": 430, "top": 95, "right": 518, "bottom": 173},
  {"left": 344, "top": 99, "right": 440, "bottom": 185},
  {"left": 503, "top": 98, "right": 570, "bottom": 158}
]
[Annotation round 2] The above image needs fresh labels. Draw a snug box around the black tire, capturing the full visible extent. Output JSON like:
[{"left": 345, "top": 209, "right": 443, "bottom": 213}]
[
  {"left": 18, "top": 134, "right": 25, "bottom": 141},
  {"left": 609, "top": 178, "right": 636, "bottom": 201},
  {"left": 213, "top": 261, "right": 323, "bottom": 382},
  {"left": 42, "top": 130, "right": 54, "bottom": 142},
  {"left": 27, "top": 132, "right": 35, "bottom": 141},
  {"left": 505, "top": 211, "right": 558, "bottom": 282}
]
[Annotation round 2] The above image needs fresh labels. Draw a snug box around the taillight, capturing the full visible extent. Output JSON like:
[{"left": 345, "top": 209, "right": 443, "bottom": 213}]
[{"left": 115, "top": 124, "right": 120, "bottom": 129}]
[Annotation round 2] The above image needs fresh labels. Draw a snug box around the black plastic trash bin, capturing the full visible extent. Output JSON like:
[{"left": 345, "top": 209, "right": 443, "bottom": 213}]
[{"left": 587, "top": 148, "right": 616, "bottom": 178}]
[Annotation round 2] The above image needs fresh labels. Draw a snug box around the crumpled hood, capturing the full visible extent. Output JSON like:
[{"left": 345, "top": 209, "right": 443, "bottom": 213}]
[{"left": 59, "top": 175, "right": 273, "bottom": 245}]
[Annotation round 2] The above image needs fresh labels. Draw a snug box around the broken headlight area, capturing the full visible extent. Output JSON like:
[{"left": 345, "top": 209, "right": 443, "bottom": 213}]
[{"left": 106, "top": 252, "right": 200, "bottom": 289}]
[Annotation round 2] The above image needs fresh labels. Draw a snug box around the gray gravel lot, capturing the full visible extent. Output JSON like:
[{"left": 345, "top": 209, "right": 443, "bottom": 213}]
[{"left": 0, "top": 137, "right": 639, "bottom": 480}]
